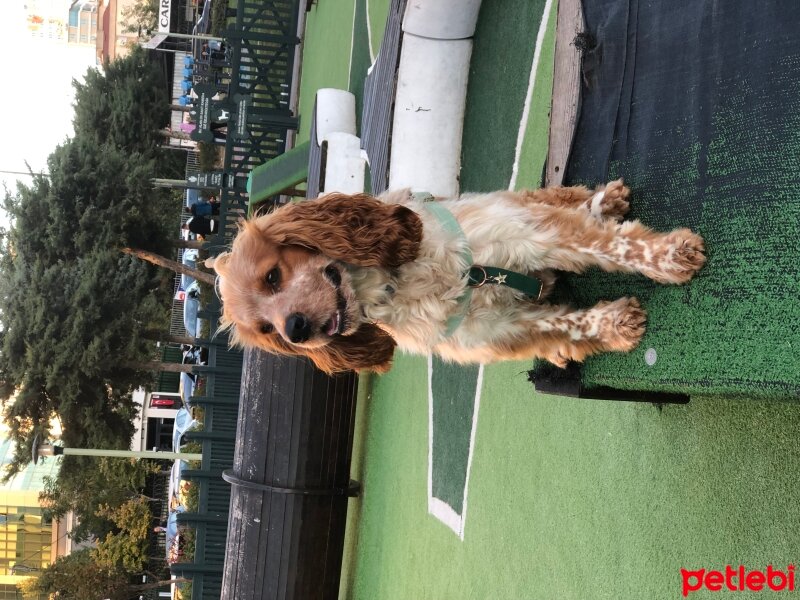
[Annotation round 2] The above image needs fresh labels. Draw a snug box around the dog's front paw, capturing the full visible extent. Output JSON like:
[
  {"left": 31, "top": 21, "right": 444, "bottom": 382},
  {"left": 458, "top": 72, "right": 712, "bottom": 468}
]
[
  {"left": 663, "top": 229, "right": 706, "bottom": 284},
  {"left": 591, "top": 178, "right": 630, "bottom": 222},
  {"left": 602, "top": 297, "right": 647, "bottom": 352}
]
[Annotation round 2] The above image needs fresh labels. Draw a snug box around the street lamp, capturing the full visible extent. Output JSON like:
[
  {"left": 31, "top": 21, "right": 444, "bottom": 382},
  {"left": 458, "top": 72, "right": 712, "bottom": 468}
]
[{"left": 31, "top": 434, "right": 202, "bottom": 464}]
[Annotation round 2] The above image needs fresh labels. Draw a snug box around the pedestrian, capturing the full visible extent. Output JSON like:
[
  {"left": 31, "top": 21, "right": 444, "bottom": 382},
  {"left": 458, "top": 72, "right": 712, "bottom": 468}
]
[
  {"left": 181, "top": 216, "right": 219, "bottom": 237},
  {"left": 184, "top": 199, "right": 220, "bottom": 217}
]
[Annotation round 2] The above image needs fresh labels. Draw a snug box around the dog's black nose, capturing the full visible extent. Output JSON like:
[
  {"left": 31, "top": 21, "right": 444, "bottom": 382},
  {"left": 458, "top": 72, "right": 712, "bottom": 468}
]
[{"left": 285, "top": 313, "right": 312, "bottom": 343}]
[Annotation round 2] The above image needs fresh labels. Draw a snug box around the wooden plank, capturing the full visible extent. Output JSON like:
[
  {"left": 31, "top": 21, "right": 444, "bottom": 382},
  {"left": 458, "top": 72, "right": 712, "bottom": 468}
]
[
  {"left": 361, "top": 0, "right": 407, "bottom": 194},
  {"left": 322, "top": 497, "right": 349, "bottom": 596},
  {"left": 306, "top": 98, "right": 324, "bottom": 199},
  {"left": 545, "top": 0, "right": 585, "bottom": 187},
  {"left": 221, "top": 350, "right": 359, "bottom": 600}
]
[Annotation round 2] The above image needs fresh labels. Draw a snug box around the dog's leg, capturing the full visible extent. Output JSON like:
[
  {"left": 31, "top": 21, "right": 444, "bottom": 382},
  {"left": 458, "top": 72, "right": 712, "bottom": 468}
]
[
  {"left": 519, "top": 179, "right": 630, "bottom": 222},
  {"left": 459, "top": 298, "right": 647, "bottom": 367},
  {"left": 531, "top": 204, "right": 705, "bottom": 284}
]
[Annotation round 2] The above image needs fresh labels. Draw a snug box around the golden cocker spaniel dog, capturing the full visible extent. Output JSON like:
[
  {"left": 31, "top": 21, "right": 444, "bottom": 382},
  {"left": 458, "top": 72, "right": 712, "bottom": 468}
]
[{"left": 210, "top": 181, "right": 705, "bottom": 373}]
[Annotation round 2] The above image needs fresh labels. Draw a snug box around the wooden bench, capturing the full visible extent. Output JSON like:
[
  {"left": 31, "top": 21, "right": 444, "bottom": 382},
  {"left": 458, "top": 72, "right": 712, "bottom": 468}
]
[{"left": 220, "top": 350, "right": 359, "bottom": 599}]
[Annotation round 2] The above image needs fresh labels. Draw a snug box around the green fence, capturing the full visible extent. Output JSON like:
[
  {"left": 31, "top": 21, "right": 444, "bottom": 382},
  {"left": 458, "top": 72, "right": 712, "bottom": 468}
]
[
  {"left": 168, "top": 3, "right": 306, "bottom": 598},
  {"left": 169, "top": 338, "right": 242, "bottom": 600}
]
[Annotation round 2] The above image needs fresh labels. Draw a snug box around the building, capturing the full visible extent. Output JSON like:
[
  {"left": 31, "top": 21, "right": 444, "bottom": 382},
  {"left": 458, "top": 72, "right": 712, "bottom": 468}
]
[
  {"left": 22, "top": 0, "right": 99, "bottom": 46},
  {"left": 96, "top": 0, "right": 142, "bottom": 63},
  {"left": 0, "top": 439, "right": 60, "bottom": 600},
  {"left": 24, "top": 0, "right": 71, "bottom": 40},
  {"left": 67, "top": 0, "right": 99, "bottom": 46},
  {"left": 131, "top": 386, "right": 183, "bottom": 454}
]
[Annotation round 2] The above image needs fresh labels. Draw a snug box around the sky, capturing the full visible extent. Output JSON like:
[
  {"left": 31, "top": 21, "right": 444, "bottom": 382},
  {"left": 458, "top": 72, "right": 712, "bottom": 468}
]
[{"left": 0, "top": 2, "right": 98, "bottom": 223}]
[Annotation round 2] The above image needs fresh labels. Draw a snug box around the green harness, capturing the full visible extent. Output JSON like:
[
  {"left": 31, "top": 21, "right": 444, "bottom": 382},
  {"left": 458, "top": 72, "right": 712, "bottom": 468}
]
[{"left": 415, "top": 194, "right": 544, "bottom": 336}]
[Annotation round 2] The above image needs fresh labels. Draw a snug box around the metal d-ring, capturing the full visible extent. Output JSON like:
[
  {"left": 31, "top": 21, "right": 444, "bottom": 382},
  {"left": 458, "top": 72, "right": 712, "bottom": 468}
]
[{"left": 468, "top": 265, "right": 489, "bottom": 288}]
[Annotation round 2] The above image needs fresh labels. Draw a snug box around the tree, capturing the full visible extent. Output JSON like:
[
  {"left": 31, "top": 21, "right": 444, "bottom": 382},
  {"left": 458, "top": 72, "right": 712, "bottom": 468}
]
[
  {"left": 40, "top": 457, "right": 161, "bottom": 543},
  {"left": 0, "top": 48, "right": 184, "bottom": 479},
  {"left": 72, "top": 46, "right": 178, "bottom": 165},
  {"left": 0, "top": 157, "right": 177, "bottom": 476},
  {"left": 120, "top": 0, "right": 158, "bottom": 39},
  {"left": 20, "top": 548, "right": 186, "bottom": 600},
  {"left": 123, "top": 247, "right": 217, "bottom": 286},
  {"left": 20, "top": 549, "right": 127, "bottom": 599},
  {"left": 93, "top": 496, "right": 153, "bottom": 573}
]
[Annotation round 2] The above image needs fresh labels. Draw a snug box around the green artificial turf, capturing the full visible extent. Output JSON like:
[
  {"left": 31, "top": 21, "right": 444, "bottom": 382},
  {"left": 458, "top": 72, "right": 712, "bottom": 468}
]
[
  {"left": 567, "top": 90, "right": 800, "bottom": 398},
  {"left": 348, "top": 361, "right": 800, "bottom": 599},
  {"left": 430, "top": 357, "right": 481, "bottom": 516},
  {"left": 559, "top": 5, "right": 800, "bottom": 399},
  {"left": 295, "top": 0, "right": 357, "bottom": 144},
  {"left": 297, "top": 1, "right": 800, "bottom": 597},
  {"left": 296, "top": 0, "right": 392, "bottom": 144},
  {"left": 460, "top": 0, "right": 553, "bottom": 193}
]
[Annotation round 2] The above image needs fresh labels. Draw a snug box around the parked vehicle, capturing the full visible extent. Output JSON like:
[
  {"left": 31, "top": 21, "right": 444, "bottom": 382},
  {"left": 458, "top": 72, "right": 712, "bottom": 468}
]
[
  {"left": 172, "top": 407, "right": 198, "bottom": 453},
  {"left": 149, "top": 394, "right": 181, "bottom": 409},
  {"left": 180, "top": 248, "right": 198, "bottom": 291},
  {"left": 182, "top": 281, "right": 201, "bottom": 337}
]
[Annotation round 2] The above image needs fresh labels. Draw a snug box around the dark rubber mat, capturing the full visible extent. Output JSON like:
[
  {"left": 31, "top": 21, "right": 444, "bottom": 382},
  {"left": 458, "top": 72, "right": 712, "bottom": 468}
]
[{"left": 561, "top": 0, "right": 800, "bottom": 398}]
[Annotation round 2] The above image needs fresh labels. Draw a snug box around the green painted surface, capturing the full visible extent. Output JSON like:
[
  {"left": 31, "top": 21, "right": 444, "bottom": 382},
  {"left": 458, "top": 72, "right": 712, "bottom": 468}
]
[
  {"left": 430, "top": 356, "right": 480, "bottom": 516},
  {"left": 348, "top": 0, "right": 373, "bottom": 128},
  {"left": 426, "top": 0, "right": 556, "bottom": 530},
  {"left": 246, "top": 140, "right": 310, "bottom": 209},
  {"left": 296, "top": 0, "right": 392, "bottom": 145},
  {"left": 460, "top": 0, "right": 550, "bottom": 193},
  {"left": 348, "top": 362, "right": 800, "bottom": 599},
  {"left": 295, "top": 0, "right": 357, "bottom": 144},
  {"left": 512, "top": 0, "right": 558, "bottom": 189}
]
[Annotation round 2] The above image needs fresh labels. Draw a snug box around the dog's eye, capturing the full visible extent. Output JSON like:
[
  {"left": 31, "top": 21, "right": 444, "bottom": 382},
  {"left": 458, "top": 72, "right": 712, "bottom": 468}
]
[
  {"left": 260, "top": 322, "right": 274, "bottom": 334},
  {"left": 265, "top": 267, "right": 280, "bottom": 289}
]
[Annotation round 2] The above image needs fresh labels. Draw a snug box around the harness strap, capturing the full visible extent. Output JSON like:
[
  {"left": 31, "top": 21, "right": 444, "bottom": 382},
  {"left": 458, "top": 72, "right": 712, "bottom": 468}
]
[
  {"left": 414, "top": 193, "right": 543, "bottom": 336},
  {"left": 467, "top": 265, "right": 543, "bottom": 300},
  {"left": 419, "top": 199, "right": 475, "bottom": 336}
]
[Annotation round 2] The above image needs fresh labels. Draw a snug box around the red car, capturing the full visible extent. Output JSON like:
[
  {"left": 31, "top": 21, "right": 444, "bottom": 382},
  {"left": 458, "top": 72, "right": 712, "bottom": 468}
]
[{"left": 149, "top": 395, "right": 180, "bottom": 409}]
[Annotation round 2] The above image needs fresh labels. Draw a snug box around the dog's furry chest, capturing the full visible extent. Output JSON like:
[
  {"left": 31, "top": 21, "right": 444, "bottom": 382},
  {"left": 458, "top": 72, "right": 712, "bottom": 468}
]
[{"left": 348, "top": 193, "right": 553, "bottom": 353}]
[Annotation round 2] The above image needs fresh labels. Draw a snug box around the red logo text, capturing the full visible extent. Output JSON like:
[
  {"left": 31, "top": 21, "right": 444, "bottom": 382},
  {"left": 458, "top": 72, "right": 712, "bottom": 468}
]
[{"left": 681, "top": 565, "right": 795, "bottom": 596}]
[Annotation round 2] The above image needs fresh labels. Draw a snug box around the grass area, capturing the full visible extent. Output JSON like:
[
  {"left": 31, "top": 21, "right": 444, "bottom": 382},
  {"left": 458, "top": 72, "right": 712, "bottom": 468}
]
[
  {"left": 349, "top": 362, "right": 800, "bottom": 599},
  {"left": 294, "top": 0, "right": 800, "bottom": 598},
  {"left": 296, "top": 0, "right": 358, "bottom": 143},
  {"left": 460, "top": 0, "right": 553, "bottom": 192},
  {"left": 296, "top": 0, "right": 392, "bottom": 143}
]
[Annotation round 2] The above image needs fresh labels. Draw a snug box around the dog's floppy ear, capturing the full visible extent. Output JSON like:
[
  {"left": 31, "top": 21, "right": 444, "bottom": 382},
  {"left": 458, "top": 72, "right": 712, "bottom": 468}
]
[
  {"left": 305, "top": 323, "right": 396, "bottom": 374},
  {"left": 231, "top": 321, "right": 395, "bottom": 375},
  {"left": 254, "top": 193, "right": 423, "bottom": 269}
]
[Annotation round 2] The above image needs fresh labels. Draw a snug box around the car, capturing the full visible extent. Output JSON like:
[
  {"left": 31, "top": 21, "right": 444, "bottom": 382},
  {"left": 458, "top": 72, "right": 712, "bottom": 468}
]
[
  {"left": 191, "top": 0, "right": 213, "bottom": 60},
  {"left": 182, "top": 281, "right": 201, "bottom": 337},
  {"left": 196, "top": 0, "right": 212, "bottom": 35},
  {"left": 172, "top": 407, "right": 198, "bottom": 453},
  {"left": 180, "top": 372, "right": 195, "bottom": 407},
  {"left": 185, "top": 188, "right": 201, "bottom": 208},
  {"left": 181, "top": 248, "right": 199, "bottom": 290},
  {"left": 180, "top": 344, "right": 208, "bottom": 387},
  {"left": 149, "top": 394, "right": 180, "bottom": 409}
]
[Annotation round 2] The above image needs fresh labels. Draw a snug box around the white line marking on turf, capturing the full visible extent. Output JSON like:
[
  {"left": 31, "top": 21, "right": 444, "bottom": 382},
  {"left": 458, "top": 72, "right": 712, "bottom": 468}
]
[
  {"left": 428, "top": 497, "right": 464, "bottom": 536},
  {"left": 366, "top": 0, "right": 376, "bottom": 63},
  {"left": 509, "top": 0, "right": 555, "bottom": 191},
  {"left": 427, "top": 0, "right": 553, "bottom": 542},
  {"left": 458, "top": 365, "right": 483, "bottom": 540},
  {"left": 427, "top": 356, "right": 484, "bottom": 540},
  {"left": 427, "top": 353, "right": 434, "bottom": 512},
  {"left": 347, "top": 0, "right": 358, "bottom": 84}
]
